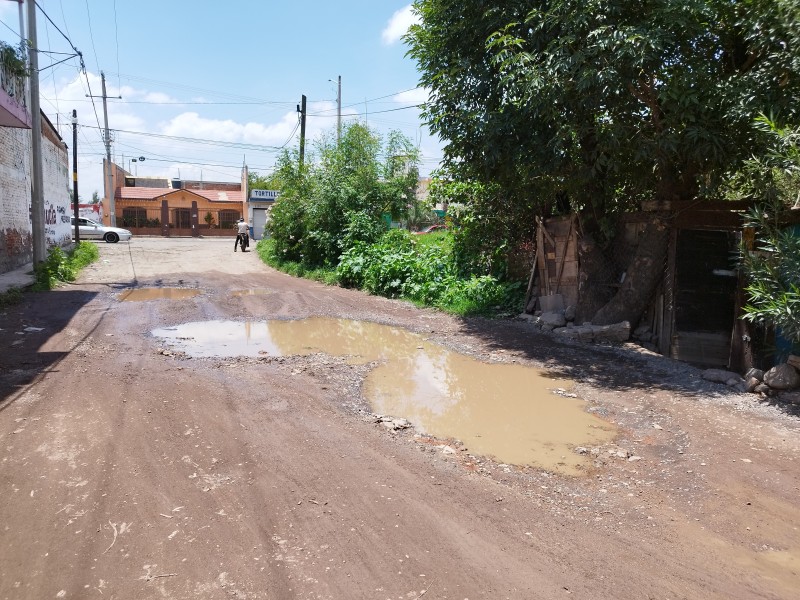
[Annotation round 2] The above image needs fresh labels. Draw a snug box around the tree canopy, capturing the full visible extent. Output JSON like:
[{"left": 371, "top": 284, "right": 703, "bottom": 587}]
[
  {"left": 407, "top": 0, "right": 800, "bottom": 233},
  {"left": 265, "top": 123, "right": 420, "bottom": 267}
]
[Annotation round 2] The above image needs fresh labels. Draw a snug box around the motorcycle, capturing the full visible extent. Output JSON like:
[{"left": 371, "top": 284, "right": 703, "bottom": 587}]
[{"left": 235, "top": 232, "right": 249, "bottom": 252}]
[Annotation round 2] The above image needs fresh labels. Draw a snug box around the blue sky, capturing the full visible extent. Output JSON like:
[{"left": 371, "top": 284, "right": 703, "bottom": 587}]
[{"left": 0, "top": 1, "right": 438, "bottom": 199}]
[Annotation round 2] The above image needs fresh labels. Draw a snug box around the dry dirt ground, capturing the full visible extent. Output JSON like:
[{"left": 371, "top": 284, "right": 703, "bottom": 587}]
[{"left": 0, "top": 237, "right": 798, "bottom": 600}]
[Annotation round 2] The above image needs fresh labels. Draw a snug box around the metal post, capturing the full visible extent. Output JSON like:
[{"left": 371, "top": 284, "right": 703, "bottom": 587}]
[
  {"left": 27, "top": 0, "right": 46, "bottom": 264},
  {"left": 72, "top": 110, "right": 80, "bottom": 243}
]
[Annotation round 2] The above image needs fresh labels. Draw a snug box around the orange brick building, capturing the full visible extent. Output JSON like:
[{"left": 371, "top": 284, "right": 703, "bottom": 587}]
[{"left": 103, "top": 161, "right": 246, "bottom": 236}]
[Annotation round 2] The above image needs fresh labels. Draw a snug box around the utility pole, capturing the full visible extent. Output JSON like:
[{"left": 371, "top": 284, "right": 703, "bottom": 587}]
[
  {"left": 72, "top": 110, "right": 80, "bottom": 243},
  {"left": 298, "top": 94, "right": 307, "bottom": 168},
  {"left": 27, "top": 0, "right": 46, "bottom": 264},
  {"left": 336, "top": 75, "right": 341, "bottom": 144},
  {"left": 101, "top": 72, "right": 116, "bottom": 226}
]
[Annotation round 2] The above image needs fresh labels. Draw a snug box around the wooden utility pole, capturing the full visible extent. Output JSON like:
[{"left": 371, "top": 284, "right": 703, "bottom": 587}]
[
  {"left": 299, "top": 94, "right": 307, "bottom": 168},
  {"left": 27, "top": 0, "right": 46, "bottom": 264},
  {"left": 72, "top": 110, "right": 80, "bottom": 243}
]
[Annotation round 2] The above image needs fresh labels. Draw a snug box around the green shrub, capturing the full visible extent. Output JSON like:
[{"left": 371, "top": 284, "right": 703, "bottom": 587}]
[
  {"left": 0, "top": 287, "right": 23, "bottom": 309},
  {"left": 436, "top": 276, "right": 523, "bottom": 316},
  {"left": 32, "top": 242, "right": 99, "bottom": 291},
  {"left": 256, "top": 238, "right": 339, "bottom": 285}
]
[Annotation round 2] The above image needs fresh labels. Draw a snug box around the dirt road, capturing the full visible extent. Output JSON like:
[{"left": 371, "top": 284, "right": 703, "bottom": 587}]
[{"left": 1, "top": 237, "right": 798, "bottom": 600}]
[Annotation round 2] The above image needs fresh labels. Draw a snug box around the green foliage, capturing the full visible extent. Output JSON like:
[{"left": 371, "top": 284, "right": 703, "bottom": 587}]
[
  {"left": 256, "top": 238, "right": 339, "bottom": 285},
  {"left": 337, "top": 228, "right": 523, "bottom": 316},
  {"left": 0, "top": 40, "right": 28, "bottom": 79},
  {"left": 0, "top": 287, "right": 23, "bottom": 309},
  {"left": 430, "top": 179, "right": 518, "bottom": 278},
  {"left": 737, "top": 117, "right": 800, "bottom": 344},
  {"left": 741, "top": 204, "right": 800, "bottom": 344},
  {"left": 32, "top": 242, "right": 99, "bottom": 291},
  {"left": 437, "top": 276, "right": 523, "bottom": 317},
  {"left": 266, "top": 123, "right": 419, "bottom": 268},
  {"left": 407, "top": 0, "right": 800, "bottom": 248}
]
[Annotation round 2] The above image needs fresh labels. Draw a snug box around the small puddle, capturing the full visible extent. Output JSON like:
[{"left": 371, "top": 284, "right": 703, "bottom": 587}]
[
  {"left": 231, "top": 289, "right": 272, "bottom": 297},
  {"left": 119, "top": 288, "right": 201, "bottom": 301},
  {"left": 152, "top": 318, "right": 616, "bottom": 473}
]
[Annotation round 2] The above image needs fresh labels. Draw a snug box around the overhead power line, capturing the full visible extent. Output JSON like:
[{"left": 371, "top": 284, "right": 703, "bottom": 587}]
[{"left": 78, "top": 124, "right": 291, "bottom": 152}]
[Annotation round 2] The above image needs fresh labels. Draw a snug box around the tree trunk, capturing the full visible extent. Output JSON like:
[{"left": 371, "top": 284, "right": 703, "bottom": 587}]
[{"left": 591, "top": 218, "right": 670, "bottom": 326}]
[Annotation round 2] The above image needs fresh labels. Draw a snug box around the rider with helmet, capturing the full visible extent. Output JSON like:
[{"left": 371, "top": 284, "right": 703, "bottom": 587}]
[{"left": 234, "top": 218, "right": 249, "bottom": 252}]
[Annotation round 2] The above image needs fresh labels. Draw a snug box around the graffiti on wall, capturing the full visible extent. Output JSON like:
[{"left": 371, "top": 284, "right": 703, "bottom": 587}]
[{"left": 45, "top": 200, "right": 72, "bottom": 248}]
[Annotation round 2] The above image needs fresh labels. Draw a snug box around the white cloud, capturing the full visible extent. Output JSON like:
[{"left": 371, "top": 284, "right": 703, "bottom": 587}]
[
  {"left": 161, "top": 111, "right": 299, "bottom": 147},
  {"left": 382, "top": 5, "right": 419, "bottom": 45},
  {"left": 394, "top": 87, "right": 429, "bottom": 104}
]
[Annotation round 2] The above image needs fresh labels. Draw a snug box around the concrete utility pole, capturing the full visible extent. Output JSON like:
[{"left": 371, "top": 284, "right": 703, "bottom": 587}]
[
  {"left": 100, "top": 72, "right": 115, "bottom": 226},
  {"left": 336, "top": 75, "right": 341, "bottom": 144},
  {"left": 72, "top": 110, "right": 80, "bottom": 243},
  {"left": 298, "top": 94, "right": 307, "bottom": 168},
  {"left": 27, "top": 0, "right": 46, "bottom": 264}
]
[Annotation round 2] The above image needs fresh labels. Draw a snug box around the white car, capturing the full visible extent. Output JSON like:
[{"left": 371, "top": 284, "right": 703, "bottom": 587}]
[{"left": 71, "top": 217, "right": 132, "bottom": 243}]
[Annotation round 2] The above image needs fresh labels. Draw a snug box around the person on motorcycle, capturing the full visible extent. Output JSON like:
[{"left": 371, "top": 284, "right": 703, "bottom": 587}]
[{"left": 234, "top": 218, "right": 249, "bottom": 252}]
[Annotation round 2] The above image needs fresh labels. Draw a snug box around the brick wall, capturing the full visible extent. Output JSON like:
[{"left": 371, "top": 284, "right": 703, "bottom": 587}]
[
  {"left": 0, "top": 119, "right": 70, "bottom": 274},
  {"left": 0, "top": 126, "right": 33, "bottom": 272}
]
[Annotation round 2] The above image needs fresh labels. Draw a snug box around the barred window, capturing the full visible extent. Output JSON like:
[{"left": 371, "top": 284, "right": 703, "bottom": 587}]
[{"left": 219, "top": 210, "right": 239, "bottom": 229}]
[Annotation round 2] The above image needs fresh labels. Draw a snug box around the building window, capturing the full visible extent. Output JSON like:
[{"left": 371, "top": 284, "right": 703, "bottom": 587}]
[
  {"left": 219, "top": 210, "right": 239, "bottom": 229},
  {"left": 121, "top": 208, "right": 147, "bottom": 227}
]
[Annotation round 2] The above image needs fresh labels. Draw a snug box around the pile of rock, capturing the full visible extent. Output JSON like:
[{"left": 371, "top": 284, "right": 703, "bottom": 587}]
[
  {"left": 519, "top": 305, "right": 631, "bottom": 344},
  {"left": 702, "top": 355, "right": 800, "bottom": 404}
]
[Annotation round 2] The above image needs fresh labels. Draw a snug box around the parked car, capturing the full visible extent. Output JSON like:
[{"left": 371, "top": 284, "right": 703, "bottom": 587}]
[
  {"left": 71, "top": 217, "right": 133, "bottom": 243},
  {"left": 413, "top": 224, "right": 447, "bottom": 235}
]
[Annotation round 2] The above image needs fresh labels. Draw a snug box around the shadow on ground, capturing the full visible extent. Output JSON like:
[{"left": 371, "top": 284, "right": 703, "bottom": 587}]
[
  {"left": 0, "top": 289, "right": 99, "bottom": 411},
  {"left": 455, "top": 316, "right": 800, "bottom": 417}
]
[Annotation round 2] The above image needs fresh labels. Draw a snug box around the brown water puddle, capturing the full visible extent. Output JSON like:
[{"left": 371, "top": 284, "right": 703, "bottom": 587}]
[
  {"left": 231, "top": 289, "right": 272, "bottom": 297},
  {"left": 152, "top": 317, "right": 616, "bottom": 473},
  {"left": 119, "top": 288, "right": 201, "bottom": 301}
]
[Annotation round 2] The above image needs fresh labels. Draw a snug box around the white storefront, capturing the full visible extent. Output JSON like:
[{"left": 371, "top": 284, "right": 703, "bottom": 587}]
[{"left": 247, "top": 189, "right": 279, "bottom": 240}]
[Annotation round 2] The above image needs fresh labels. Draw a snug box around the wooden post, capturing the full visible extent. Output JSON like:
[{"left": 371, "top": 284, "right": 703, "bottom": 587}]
[
  {"left": 554, "top": 216, "right": 575, "bottom": 294},
  {"left": 536, "top": 218, "right": 550, "bottom": 296}
]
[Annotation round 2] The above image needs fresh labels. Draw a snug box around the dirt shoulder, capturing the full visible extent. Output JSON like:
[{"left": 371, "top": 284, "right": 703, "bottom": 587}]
[{"left": 0, "top": 237, "right": 798, "bottom": 600}]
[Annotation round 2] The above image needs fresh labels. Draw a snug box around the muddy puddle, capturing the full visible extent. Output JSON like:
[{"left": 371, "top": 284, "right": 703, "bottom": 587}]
[
  {"left": 152, "top": 317, "right": 616, "bottom": 473},
  {"left": 119, "top": 288, "right": 201, "bottom": 301}
]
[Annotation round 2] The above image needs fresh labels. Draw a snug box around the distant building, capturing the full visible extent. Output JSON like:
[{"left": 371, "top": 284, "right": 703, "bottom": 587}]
[{"left": 104, "top": 163, "right": 246, "bottom": 236}]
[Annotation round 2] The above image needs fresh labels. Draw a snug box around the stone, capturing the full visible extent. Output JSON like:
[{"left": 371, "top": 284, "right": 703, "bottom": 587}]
[
  {"left": 633, "top": 324, "right": 652, "bottom": 338},
  {"left": 744, "top": 377, "right": 761, "bottom": 393},
  {"left": 702, "top": 369, "right": 743, "bottom": 385},
  {"left": 564, "top": 305, "right": 576, "bottom": 322},
  {"left": 763, "top": 364, "right": 800, "bottom": 390},
  {"left": 787, "top": 354, "right": 800, "bottom": 371},
  {"left": 754, "top": 383, "right": 777, "bottom": 397},
  {"left": 539, "top": 294, "right": 564, "bottom": 313},
  {"left": 526, "top": 295, "right": 538, "bottom": 313},
  {"left": 590, "top": 321, "right": 631, "bottom": 343},
  {"left": 539, "top": 311, "right": 567, "bottom": 330},
  {"left": 744, "top": 368, "right": 764, "bottom": 382}
]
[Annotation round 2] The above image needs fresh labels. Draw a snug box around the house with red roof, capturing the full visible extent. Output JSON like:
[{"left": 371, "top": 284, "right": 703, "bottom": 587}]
[{"left": 105, "top": 161, "right": 247, "bottom": 237}]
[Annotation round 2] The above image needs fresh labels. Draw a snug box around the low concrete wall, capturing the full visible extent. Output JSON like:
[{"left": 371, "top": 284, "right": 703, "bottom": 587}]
[{"left": 128, "top": 227, "right": 235, "bottom": 238}]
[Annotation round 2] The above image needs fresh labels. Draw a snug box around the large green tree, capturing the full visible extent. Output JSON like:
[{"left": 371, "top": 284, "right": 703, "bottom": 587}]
[
  {"left": 407, "top": 0, "right": 800, "bottom": 323},
  {"left": 267, "top": 123, "right": 420, "bottom": 267}
]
